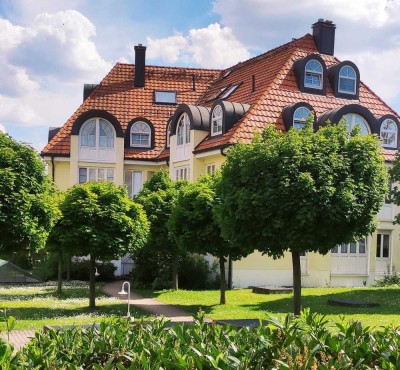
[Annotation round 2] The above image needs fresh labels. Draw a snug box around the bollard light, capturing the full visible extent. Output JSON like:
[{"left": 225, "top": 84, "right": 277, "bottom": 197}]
[{"left": 118, "top": 281, "right": 131, "bottom": 319}]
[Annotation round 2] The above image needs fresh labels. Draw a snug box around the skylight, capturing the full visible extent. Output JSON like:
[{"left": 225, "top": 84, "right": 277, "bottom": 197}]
[
  {"left": 206, "top": 86, "right": 229, "bottom": 102},
  {"left": 220, "top": 83, "right": 240, "bottom": 99},
  {"left": 154, "top": 90, "right": 177, "bottom": 105}
]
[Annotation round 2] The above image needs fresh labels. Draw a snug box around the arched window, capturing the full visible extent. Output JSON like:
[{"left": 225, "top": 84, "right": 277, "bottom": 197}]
[
  {"left": 339, "top": 66, "right": 356, "bottom": 94},
  {"left": 345, "top": 114, "right": 370, "bottom": 135},
  {"left": 80, "top": 118, "right": 114, "bottom": 148},
  {"left": 304, "top": 60, "right": 323, "bottom": 89},
  {"left": 131, "top": 121, "right": 151, "bottom": 148},
  {"left": 211, "top": 105, "right": 223, "bottom": 136},
  {"left": 293, "top": 107, "right": 311, "bottom": 129},
  {"left": 381, "top": 119, "right": 397, "bottom": 148},
  {"left": 166, "top": 121, "right": 172, "bottom": 148},
  {"left": 176, "top": 113, "right": 190, "bottom": 146}
]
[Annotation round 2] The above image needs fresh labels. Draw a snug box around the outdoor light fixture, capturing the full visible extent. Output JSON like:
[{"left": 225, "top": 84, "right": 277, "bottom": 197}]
[
  {"left": 118, "top": 281, "right": 132, "bottom": 319},
  {"left": 95, "top": 267, "right": 100, "bottom": 277}
]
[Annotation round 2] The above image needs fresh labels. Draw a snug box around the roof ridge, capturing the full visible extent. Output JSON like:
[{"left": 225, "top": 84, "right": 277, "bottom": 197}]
[
  {"left": 226, "top": 46, "right": 300, "bottom": 143},
  {"left": 221, "top": 33, "right": 313, "bottom": 74},
  {"left": 116, "top": 62, "right": 221, "bottom": 73}
]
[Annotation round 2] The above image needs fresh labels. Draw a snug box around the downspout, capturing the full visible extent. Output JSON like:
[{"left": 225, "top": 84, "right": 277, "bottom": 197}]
[{"left": 51, "top": 155, "right": 55, "bottom": 181}]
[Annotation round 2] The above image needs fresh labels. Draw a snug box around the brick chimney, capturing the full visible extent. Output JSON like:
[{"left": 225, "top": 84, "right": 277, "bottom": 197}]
[
  {"left": 312, "top": 19, "right": 336, "bottom": 56},
  {"left": 134, "top": 44, "right": 146, "bottom": 87}
]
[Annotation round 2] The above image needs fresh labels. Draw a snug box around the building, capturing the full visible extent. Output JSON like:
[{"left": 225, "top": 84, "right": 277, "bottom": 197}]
[{"left": 42, "top": 20, "right": 400, "bottom": 287}]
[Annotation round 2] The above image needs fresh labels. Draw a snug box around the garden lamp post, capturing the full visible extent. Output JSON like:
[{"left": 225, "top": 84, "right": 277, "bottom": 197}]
[{"left": 118, "top": 281, "right": 131, "bottom": 319}]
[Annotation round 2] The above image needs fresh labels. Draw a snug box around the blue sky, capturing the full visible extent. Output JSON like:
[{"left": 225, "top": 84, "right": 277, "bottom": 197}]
[{"left": 0, "top": 0, "right": 399, "bottom": 151}]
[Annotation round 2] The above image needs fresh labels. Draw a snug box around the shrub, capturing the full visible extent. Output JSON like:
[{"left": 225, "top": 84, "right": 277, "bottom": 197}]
[
  {"left": 9, "top": 310, "right": 400, "bottom": 369},
  {"left": 374, "top": 265, "right": 400, "bottom": 287}
]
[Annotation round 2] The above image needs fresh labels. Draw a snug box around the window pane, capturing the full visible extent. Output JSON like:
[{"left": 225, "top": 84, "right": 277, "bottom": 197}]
[
  {"left": 99, "top": 120, "right": 114, "bottom": 148},
  {"left": 154, "top": 91, "right": 176, "bottom": 104},
  {"left": 339, "top": 78, "right": 355, "bottom": 93},
  {"left": 350, "top": 242, "right": 357, "bottom": 253},
  {"left": 89, "top": 168, "right": 96, "bottom": 182},
  {"left": 358, "top": 239, "right": 366, "bottom": 254},
  {"left": 107, "top": 169, "right": 114, "bottom": 181},
  {"left": 79, "top": 168, "right": 87, "bottom": 183},
  {"left": 383, "top": 234, "right": 390, "bottom": 258},
  {"left": 341, "top": 243, "right": 348, "bottom": 253},
  {"left": 376, "top": 234, "right": 381, "bottom": 258},
  {"left": 124, "top": 171, "right": 133, "bottom": 198},
  {"left": 331, "top": 245, "right": 338, "bottom": 253},
  {"left": 98, "top": 169, "right": 105, "bottom": 181},
  {"left": 133, "top": 171, "right": 143, "bottom": 196}
]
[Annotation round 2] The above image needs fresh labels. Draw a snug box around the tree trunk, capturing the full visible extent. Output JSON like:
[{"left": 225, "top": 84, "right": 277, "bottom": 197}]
[
  {"left": 57, "top": 251, "right": 63, "bottom": 295},
  {"left": 66, "top": 254, "right": 71, "bottom": 282},
  {"left": 219, "top": 256, "right": 226, "bottom": 304},
  {"left": 227, "top": 256, "right": 233, "bottom": 290},
  {"left": 89, "top": 255, "right": 96, "bottom": 310},
  {"left": 291, "top": 250, "right": 302, "bottom": 316},
  {"left": 172, "top": 255, "right": 179, "bottom": 291}
]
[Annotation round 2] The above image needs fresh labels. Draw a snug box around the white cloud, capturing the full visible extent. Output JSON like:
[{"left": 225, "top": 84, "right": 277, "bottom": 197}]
[
  {"left": 145, "top": 23, "right": 251, "bottom": 68},
  {"left": 0, "top": 124, "right": 6, "bottom": 133},
  {"left": 0, "top": 18, "right": 24, "bottom": 52}
]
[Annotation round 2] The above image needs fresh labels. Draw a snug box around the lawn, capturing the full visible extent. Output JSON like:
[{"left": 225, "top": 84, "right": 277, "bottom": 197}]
[
  {"left": 0, "top": 281, "right": 147, "bottom": 330},
  {"left": 142, "top": 287, "right": 400, "bottom": 328}
]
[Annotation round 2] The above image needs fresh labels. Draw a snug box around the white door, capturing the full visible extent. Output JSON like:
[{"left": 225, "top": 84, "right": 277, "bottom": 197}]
[
  {"left": 331, "top": 239, "right": 368, "bottom": 275},
  {"left": 376, "top": 233, "right": 391, "bottom": 275}
]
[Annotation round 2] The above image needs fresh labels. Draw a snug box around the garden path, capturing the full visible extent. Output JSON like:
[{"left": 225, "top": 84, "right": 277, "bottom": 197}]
[
  {"left": 102, "top": 280, "right": 196, "bottom": 322},
  {"left": 3, "top": 281, "right": 195, "bottom": 351}
]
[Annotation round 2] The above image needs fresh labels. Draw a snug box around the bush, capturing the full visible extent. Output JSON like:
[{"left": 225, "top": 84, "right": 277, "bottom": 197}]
[
  {"left": 131, "top": 252, "right": 218, "bottom": 290},
  {"left": 69, "top": 260, "right": 117, "bottom": 282},
  {"left": 374, "top": 265, "right": 400, "bottom": 287},
  {"left": 8, "top": 310, "right": 400, "bottom": 369}
]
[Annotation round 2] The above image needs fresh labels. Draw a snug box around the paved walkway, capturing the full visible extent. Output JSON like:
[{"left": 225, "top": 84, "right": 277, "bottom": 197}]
[{"left": 3, "top": 280, "right": 195, "bottom": 351}]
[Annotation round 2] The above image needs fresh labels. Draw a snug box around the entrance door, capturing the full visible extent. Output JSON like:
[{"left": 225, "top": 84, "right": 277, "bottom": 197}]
[
  {"left": 331, "top": 239, "right": 368, "bottom": 275},
  {"left": 376, "top": 233, "right": 391, "bottom": 275}
]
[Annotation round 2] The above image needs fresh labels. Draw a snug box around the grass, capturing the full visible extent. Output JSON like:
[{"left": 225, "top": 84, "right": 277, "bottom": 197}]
[
  {"left": 0, "top": 281, "right": 147, "bottom": 330},
  {"left": 140, "top": 286, "right": 400, "bottom": 328}
]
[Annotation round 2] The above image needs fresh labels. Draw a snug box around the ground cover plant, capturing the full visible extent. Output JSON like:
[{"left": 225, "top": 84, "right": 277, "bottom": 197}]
[
  {"left": 5, "top": 310, "right": 400, "bottom": 369},
  {"left": 0, "top": 282, "right": 147, "bottom": 330},
  {"left": 140, "top": 287, "right": 400, "bottom": 327}
]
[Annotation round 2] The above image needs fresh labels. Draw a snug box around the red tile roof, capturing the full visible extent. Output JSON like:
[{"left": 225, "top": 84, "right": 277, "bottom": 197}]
[
  {"left": 42, "top": 34, "right": 399, "bottom": 162},
  {"left": 42, "top": 64, "right": 220, "bottom": 159},
  {"left": 194, "top": 34, "right": 400, "bottom": 161}
]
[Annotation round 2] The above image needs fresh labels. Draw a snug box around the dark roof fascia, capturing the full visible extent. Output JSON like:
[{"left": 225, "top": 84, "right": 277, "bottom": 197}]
[{"left": 193, "top": 143, "right": 234, "bottom": 155}]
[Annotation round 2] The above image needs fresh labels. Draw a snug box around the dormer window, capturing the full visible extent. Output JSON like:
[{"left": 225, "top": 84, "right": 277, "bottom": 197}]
[
  {"left": 177, "top": 113, "right": 190, "bottom": 146},
  {"left": 304, "top": 60, "right": 323, "bottom": 89},
  {"left": 380, "top": 119, "right": 397, "bottom": 148},
  {"left": 131, "top": 121, "right": 151, "bottom": 147},
  {"left": 154, "top": 90, "right": 177, "bottom": 105},
  {"left": 211, "top": 105, "right": 223, "bottom": 136},
  {"left": 339, "top": 66, "right": 356, "bottom": 94},
  {"left": 345, "top": 114, "right": 370, "bottom": 135},
  {"left": 293, "top": 107, "right": 311, "bottom": 129},
  {"left": 80, "top": 118, "right": 114, "bottom": 149}
]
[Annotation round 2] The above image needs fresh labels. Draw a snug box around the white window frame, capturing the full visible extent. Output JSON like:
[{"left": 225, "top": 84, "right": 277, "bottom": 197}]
[
  {"left": 206, "top": 163, "right": 216, "bottom": 174},
  {"left": 174, "top": 166, "right": 190, "bottom": 180},
  {"left": 80, "top": 118, "right": 115, "bottom": 149},
  {"left": 345, "top": 114, "right": 370, "bottom": 136},
  {"left": 331, "top": 239, "right": 367, "bottom": 256},
  {"left": 154, "top": 90, "right": 177, "bottom": 105},
  {"left": 130, "top": 121, "right": 151, "bottom": 148},
  {"left": 293, "top": 107, "right": 311, "bottom": 129},
  {"left": 78, "top": 167, "right": 115, "bottom": 184},
  {"left": 304, "top": 60, "right": 323, "bottom": 89},
  {"left": 376, "top": 233, "right": 390, "bottom": 259},
  {"left": 176, "top": 113, "right": 190, "bottom": 147},
  {"left": 211, "top": 105, "right": 223, "bottom": 136},
  {"left": 338, "top": 66, "right": 356, "bottom": 94},
  {"left": 380, "top": 119, "right": 397, "bottom": 148},
  {"left": 221, "top": 84, "right": 239, "bottom": 99},
  {"left": 124, "top": 170, "right": 143, "bottom": 198}
]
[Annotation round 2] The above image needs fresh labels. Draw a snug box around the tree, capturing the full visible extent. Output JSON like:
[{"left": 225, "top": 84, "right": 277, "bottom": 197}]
[
  {"left": 135, "top": 170, "right": 185, "bottom": 290},
  {"left": 217, "top": 120, "right": 387, "bottom": 314},
  {"left": 52, "top": 181, "right": 149, "bottom": 309},
  {"left": 0, "top": 133, "right": 57, "bottom": 257},
  {"left": 389, "top": 158, "right": 400, "bottom": 224},
  {"left": 169, "top": 174, "right": 249, "bottom": 304}
]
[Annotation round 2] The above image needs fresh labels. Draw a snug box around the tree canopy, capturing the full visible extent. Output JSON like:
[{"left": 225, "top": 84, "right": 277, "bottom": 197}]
[
  {"left": 135, "top": 170, "right": 186, "bottom": 290},
  {"left": 0, "top": 133, "right": 57, "bottom": 256},
  {"left": 217, "top": 120, "right": 387, "bottom": 314},
  {"left": 52, "top": 181, "right": 149, "bottom": 308},
  {"left": 169, "top": 175, "right": 236, "bottom": 303}
]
